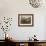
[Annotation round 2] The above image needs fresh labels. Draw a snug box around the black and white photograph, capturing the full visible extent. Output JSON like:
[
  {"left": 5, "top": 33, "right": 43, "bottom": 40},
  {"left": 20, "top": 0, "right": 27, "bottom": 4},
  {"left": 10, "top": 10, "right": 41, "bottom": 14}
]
[{"left": 18, "top": 14, "right": 34, "bottom": 27}]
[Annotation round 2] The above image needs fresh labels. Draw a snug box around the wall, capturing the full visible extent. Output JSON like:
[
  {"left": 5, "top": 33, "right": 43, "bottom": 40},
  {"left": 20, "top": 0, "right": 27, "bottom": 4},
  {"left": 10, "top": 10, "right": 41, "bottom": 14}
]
[{"left": 0, "top": 0, "right": 46, "bottom": 40}]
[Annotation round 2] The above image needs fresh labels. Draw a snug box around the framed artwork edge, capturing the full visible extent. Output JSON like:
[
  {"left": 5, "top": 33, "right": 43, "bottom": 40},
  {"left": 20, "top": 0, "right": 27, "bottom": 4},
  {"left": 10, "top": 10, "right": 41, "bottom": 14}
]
[{"left": 18, "top": 14, "right": 34, "bottom": 27}]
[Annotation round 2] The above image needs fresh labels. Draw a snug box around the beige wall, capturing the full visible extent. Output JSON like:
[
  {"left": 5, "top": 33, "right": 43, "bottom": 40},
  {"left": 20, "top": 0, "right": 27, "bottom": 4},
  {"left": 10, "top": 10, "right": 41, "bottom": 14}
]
[{"left": 0, "top": 0, "right": 46, "bottom": 40}]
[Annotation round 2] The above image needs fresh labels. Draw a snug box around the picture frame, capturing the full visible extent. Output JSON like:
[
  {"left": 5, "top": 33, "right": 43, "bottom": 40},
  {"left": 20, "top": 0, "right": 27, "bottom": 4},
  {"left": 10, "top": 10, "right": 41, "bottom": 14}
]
[{"left": 18, "top": 14, "right": 34, "bottom": 27}]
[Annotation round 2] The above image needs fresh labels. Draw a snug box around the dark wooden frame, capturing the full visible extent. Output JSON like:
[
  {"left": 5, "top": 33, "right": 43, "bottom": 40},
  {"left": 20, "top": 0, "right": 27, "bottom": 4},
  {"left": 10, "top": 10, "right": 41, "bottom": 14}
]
[{"left": 18, "top": 14, "right": 34, "bottom": 27}]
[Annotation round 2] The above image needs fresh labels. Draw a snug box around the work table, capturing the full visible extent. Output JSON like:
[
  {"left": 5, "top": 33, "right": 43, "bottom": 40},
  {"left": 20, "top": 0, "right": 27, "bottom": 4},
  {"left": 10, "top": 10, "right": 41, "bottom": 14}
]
[
  {"left": 5, "top": 39, "right": 46, "bottom": 43},
  {"left": 1, "top": 39, "right": 46, "bottom": 42},
  {"left": 12, "top": 40, "right": 46, "bottom": 43},
  {"left": 0, "top": 39, "right": 46, "bottom": 46}
]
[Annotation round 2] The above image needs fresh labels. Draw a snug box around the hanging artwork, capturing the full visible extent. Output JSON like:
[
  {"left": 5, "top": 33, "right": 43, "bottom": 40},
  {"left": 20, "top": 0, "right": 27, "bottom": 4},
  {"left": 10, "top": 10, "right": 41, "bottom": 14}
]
[{"left": 18, "top": 14, "right": 34, "bottom": 27}]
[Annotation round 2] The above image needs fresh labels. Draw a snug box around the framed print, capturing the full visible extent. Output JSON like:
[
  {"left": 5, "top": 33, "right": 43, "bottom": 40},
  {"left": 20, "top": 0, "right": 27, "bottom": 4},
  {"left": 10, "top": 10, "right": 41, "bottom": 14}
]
[{"left": 18, "top": 14, "right": 34, "bottom": 27}]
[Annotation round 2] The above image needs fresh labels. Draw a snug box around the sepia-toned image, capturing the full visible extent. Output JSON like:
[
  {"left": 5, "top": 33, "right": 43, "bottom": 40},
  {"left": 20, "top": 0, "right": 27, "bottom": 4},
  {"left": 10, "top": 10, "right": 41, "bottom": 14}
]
[
  {"left": 18, "top": 14, "right": 34, "bottom": 27},
  {"left": 21, "top": 16, "right": 31, "bottom": 24}
]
